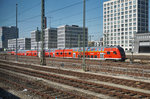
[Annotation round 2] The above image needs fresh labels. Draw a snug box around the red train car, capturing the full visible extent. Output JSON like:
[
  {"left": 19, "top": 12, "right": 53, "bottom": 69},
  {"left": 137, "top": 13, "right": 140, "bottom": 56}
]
[{"left": 9, "top": 46, "right": 126, "bottom": 61}]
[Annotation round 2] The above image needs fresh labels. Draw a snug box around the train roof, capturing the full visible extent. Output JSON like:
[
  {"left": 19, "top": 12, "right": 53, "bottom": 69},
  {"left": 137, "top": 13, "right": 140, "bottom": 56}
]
[{"left": 46, "top": 46, "right": 122, "bottom": 50}]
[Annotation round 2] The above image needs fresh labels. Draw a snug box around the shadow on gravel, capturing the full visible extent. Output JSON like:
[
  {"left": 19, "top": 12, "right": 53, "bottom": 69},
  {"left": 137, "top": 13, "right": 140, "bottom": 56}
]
[{"left": 0, "top": 88, "right": 20, "bottom": 99}]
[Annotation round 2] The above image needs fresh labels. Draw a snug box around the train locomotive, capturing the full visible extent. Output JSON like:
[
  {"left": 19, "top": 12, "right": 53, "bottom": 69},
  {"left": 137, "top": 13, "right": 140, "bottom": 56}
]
[{"left": 9, "top": 46, "right": 126, "bottom": 61}]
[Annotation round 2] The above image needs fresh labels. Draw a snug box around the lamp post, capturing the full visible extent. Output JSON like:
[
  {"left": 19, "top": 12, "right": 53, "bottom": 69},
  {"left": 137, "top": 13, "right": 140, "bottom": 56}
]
[{"left": 103, "top": 34, "right": 107, "bottom": 46}]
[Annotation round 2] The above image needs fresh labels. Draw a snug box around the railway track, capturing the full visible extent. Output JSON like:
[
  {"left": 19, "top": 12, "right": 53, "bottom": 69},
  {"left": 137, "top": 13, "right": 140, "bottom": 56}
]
[
  {"left": 0, "top": 56, "right": 150, "bottom": 78},
  {"left": 0, "top": 60, "right": 150, "bottom": 98},
  {"left": 1, "top": 54, "right": 150, "bottom": 70},
  {"left": 0, "top": 71, "right": 85, "bottom": 99},
  {"left": 0, "top": 59, "right": 150, "bottom": 90}
]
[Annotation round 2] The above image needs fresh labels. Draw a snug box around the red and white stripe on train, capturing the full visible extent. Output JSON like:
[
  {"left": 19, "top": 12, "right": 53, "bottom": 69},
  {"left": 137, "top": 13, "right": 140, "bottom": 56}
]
[{"left": 9, "top": 46, "right": 126, "bottom": 61}]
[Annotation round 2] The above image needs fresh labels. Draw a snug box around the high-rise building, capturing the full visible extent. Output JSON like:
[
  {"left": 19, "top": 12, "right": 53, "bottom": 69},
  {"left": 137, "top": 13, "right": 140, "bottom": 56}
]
[
  {"left": 57, "top": 25, "right": 88, "bottom": 49},
  {"left": 8, "top": 38, "right": 31, "bottom": 50},
  {"left": 0, "top": 26, "right": 18, "bottom": 48},
  {"left": 103, "top": 0, "right": 148, "bottom": 51}
]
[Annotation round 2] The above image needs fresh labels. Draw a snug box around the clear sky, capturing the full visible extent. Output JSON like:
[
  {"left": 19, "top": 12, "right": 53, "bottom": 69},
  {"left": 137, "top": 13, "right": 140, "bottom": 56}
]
[{"left": 0, "top": 0, "right": 149, "bottom": 41}]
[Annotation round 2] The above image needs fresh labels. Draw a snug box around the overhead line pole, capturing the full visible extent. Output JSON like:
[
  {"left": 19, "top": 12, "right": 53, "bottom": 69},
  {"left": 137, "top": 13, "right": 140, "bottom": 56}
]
[
  {"left": 41, "top": 0, "right": 46, "bottom": 65},
  {"left": 16, "top": 4, "right": 18, "bottom": 61},
  {"left": 82, "top": 0, "right": 86, "bottom": 71},
  {"left": 36, "top": 27, "right": 39, "bottom": 57}
]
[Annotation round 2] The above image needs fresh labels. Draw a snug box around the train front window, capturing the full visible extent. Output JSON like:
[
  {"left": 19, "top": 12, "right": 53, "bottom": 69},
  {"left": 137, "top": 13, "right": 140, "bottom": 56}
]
[
  {"left": 91, "top": 55, "right": 93, "bottom": 58},
  {"left": 95, "top": 55, "right": 97, "bottom": 58},
  {"left": 113, "top": 51, "right": 117, "bottom": 54}
]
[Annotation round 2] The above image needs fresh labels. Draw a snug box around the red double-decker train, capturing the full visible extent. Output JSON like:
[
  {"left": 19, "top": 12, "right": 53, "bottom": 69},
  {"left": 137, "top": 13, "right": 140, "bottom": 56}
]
[{"left": 9, "top": 46, "right": 126, "bottom": 61}]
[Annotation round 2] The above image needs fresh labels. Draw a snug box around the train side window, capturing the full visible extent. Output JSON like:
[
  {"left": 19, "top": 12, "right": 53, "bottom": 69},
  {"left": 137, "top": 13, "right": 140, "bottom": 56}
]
[
  {"left": 57, "top": 52, "right": 59, "bottom": 55},
  {"left": 88, "top": 55, "right": 90, "bottom": 58},
  {"left": 107, "top": 51, "right": 110, "bottom": 55},
  {"left": 60, "top": 52, "right": 62, "bottom": 55},
  {"left": 69, "top": 52, "right": 71, "bottom": 55},
  {"left": 91, "top": 55, "right": 93, "bottom": 58},
  {"left": 113, "top": 51, "right": 117, "bottom": 54},
  {"left": 95, "top": 55, "right": 97, "bottom": 58}
]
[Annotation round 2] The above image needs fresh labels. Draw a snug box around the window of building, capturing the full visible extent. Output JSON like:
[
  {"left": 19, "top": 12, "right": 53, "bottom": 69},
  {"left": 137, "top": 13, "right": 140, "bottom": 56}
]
[
  {"left": 133, "top": 27, "right": 136, "bottom": 30},
  {"left": 129, "top": 19, "right": 132, "bottom": 22},
  {"left": 129, "top": 1, "right": 132, "bottom": 5},
  {"left": 125, "top": 11, "right": 128, "bottom": 14}
]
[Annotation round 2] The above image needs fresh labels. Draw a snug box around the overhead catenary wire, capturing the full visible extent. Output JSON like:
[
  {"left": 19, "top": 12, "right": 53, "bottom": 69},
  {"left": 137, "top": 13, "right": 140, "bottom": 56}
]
[
  {"left": 3, "top": 0, "right": 101, "bottom": 26},
  {"left": 2, "top": 0, "right": 104, "bottom": 41},
  {"left": 18, "top": 0, "right": 92, "bottom": 23},
  {"left": 1, "top": 1, "right": 41, "bottom": 23}
]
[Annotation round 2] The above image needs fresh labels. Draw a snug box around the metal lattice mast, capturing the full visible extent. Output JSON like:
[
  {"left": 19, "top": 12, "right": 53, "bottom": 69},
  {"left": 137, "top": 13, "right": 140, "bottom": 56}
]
[{"left": 40, "top": 0, "right": 46, "bottom": 65}]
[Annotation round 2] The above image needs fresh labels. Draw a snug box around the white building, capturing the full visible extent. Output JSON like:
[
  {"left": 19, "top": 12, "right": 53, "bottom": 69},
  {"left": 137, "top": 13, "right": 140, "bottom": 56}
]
[
  {"left": 103, "top": 0, "right": 148, "bottom": 51},
  {"left": 44, "top": 28, "right": 57, "bottom": 49},
  {"left": 8, "top": 38, "right": 31, "bottom": 50},
  {"left": 57, "top": 25, "right": 88, "bottom": 49},
  {"left": 31, "top": 28, "right": 57, "bottom": 50},
  {"left": 31, "top": 30, "right": 41, "bottom": 50}
]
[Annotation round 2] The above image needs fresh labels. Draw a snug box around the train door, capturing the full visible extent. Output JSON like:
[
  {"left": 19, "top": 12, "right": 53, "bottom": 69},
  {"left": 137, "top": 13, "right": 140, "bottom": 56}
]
[
  {"left": 73, "top": 53, "right": 76, "bottom": 58},
  {"left": 38, "top": 52, "right": 40, "bottom": 57},
  {"left": 53, "top": 53, "right": 55, "bottom": 57},
  {"left": 100, "top": 53, "right": 105, "bottom": 60}
]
